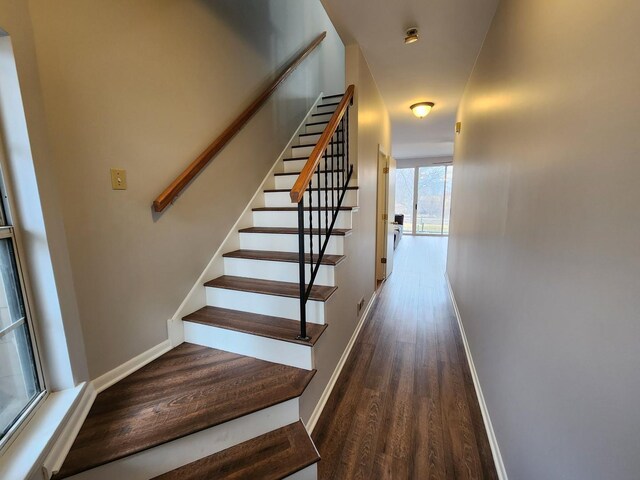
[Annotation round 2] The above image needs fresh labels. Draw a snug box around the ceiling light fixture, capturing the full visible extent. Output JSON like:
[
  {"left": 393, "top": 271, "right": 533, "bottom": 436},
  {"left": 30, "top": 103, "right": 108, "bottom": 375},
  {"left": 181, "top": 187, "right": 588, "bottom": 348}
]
[
  {"left": 404, "top": 27, "right": 419, "bottom": 44},
  {"left": 410, "top": 102, "right": 435, "bottom": 118}
]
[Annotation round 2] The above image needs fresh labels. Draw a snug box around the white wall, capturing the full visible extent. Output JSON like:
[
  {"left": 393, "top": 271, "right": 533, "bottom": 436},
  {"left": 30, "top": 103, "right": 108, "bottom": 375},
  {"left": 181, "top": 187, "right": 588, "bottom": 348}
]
[
  {"left": 447, "top": 0, "right": 640, "bottom": 478},
  {"left": 21, "top": 0, "right": 344, "bottom": 379}
]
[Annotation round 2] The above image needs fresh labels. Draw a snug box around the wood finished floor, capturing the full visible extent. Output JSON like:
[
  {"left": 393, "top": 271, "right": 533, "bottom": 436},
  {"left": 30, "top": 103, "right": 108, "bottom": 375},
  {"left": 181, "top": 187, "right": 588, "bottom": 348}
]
[{"left": 312, "top": 236, "right": 498, "bottom": 480}]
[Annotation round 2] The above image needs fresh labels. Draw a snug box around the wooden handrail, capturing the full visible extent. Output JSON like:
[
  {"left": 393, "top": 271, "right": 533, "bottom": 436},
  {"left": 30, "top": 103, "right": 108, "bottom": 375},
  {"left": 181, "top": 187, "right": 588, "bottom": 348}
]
[
  {"left": 153, "top": 32, "right": 327, "bottom": 212},
  {"left": 289, "top": 84, "right": 355, "bottom": 203}
]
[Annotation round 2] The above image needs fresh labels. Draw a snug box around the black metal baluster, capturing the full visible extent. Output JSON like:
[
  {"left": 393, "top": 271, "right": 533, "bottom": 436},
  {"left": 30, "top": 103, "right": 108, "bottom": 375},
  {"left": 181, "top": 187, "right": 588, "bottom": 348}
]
[
  {"left": 309, "top": 177, "right": 313, "bottom": 269},
  {"left": 316, "top": 160, "right": 321, "bottom": 282},
  {"left": 297, "top": 197, "right": 307, "bottom": 340},
  {"left": 324, "top": 150, "right": 329, "bottom": 236}
]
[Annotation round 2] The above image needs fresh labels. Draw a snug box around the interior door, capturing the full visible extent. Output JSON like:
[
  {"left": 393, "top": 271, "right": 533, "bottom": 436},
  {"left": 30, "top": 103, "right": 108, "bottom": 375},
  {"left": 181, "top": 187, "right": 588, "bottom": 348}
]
[
  {"left": 376, "top": 148, "right": 396, "bottom": 281},
  {"left": 385, "top": 155, "right": 396, "bottom": 276}
]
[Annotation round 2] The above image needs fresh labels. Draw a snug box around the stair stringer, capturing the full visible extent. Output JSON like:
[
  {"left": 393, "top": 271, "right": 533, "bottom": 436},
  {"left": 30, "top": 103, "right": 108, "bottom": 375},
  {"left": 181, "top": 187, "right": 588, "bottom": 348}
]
[{"left": 167, "top": 92, "right": 325, "bottom": 346}]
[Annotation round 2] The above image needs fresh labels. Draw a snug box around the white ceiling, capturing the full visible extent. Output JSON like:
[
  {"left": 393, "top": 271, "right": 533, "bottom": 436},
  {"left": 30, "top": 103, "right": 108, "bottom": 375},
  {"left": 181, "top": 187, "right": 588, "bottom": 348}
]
[{"left": 321, "top": 0, "right": 499, "bottom": 159}]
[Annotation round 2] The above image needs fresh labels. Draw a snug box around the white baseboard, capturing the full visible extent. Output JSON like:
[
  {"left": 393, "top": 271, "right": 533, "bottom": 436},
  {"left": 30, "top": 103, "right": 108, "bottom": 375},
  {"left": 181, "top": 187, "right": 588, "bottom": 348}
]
[
  {"left": 446, "top": 274, "right": 508, "bottom": 480},
  {"left": 42, "top": 383, "right": 96, "bottom": 478},
  {"left": 91, "top": 340, "right": 172, "bottom": 394},
  {"left": 306, "top": 290, "right": 378, "bottom": 433}
]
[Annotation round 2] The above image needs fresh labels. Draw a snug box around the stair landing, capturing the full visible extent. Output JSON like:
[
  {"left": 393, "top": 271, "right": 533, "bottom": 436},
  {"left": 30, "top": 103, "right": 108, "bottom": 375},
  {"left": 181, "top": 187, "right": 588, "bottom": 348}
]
[{"left": 54, "top": 344, "right": 315, "bottom": 479}]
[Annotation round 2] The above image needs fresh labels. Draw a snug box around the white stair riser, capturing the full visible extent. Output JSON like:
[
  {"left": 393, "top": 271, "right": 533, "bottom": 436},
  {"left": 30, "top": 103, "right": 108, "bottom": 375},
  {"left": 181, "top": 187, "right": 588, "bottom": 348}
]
[
  {"left": 63, "top": 399, "right": 300, "bottom": 480},
  {"left": 252, "top": 209, "right": 353, "bottom": 229},
  {"left": 283, "top": 158, "right": 349, "bottom": 174},
  {"left": 291, "top": 144, "right": 343, "bottom": 158},
  {"left": 275, "top": 172, "right": 350, "bottom": 190},
  {"left": 316, "top": 104, "right": 337, "bottom": 114},
  {"left": 286, "top": 464, "right": 317, "bottom": 480},
  {"left": 184, "top": 321, "right": 314, "bottom": 370},
  {"left": 224, "top": 257, "right": 335, "bottom": 286},
  {"left": 310, "top": 113, "right": 333, "bottom": 123},
  {"left": 297, "top": 133, "right": 321, "bottom": 144},
  {"left": 305, "top": 123, "right": 327, "bottom": 134},
  {"left": 264, "top": 190, "right": 358, "bottom": 208},
  {"left": 205, "top": 287, "right": 326, "bottom": 324},
  {"left": 239, "top": 233, "right": 345, "bottom": 255}
]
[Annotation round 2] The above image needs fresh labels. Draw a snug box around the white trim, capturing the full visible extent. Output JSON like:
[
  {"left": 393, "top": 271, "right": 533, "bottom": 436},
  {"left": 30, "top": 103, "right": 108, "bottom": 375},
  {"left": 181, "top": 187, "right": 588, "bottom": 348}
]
[
  {"left": 306, "top": 291, "right": 378, "bottom": 432},
  {"left": 167, "top": 92, "right": 325, "bottom": 329},
  {"left": 446, "top": 274, "right": 508, "bottom": 480},
  {"left": 91, "top": 340, "right": 172, "bottom": 394},
  {"left": 42, "top": 383, "right": 96, "bottom": 478}
]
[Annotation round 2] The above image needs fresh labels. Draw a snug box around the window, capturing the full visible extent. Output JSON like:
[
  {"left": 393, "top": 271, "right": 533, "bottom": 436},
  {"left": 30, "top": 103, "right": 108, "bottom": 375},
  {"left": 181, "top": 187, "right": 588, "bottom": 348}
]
[
  {"left": 395, "top": 164, "right": 453, "bottom": 236},
  {"left": 0, "top": 189, "right": 44, "bottom": 447}
]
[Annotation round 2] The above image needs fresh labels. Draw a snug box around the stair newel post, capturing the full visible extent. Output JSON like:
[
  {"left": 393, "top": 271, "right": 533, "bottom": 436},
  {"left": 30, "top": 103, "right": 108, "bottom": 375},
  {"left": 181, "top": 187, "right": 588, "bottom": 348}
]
[{"left": 297, "top": 198, "right": 309, "bottom": 341}]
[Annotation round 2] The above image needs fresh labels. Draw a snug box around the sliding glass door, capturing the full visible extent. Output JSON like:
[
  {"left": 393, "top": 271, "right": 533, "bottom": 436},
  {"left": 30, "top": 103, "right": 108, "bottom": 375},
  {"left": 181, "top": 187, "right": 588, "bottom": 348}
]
[
  {"left": 395, "top": 168, "right": 415, "bottom": 234},
  {"left": 395, "top": 165, "right": 453, "bottom": 236}
]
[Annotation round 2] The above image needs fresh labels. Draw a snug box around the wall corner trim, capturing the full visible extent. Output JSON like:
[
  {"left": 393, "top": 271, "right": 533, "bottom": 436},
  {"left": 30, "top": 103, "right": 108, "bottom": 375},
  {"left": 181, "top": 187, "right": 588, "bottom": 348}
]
[
  {"left": 306, "top": 290, "right": 378, "bottom": 433},
  {"left": 445, "top": 273, "right": 508, "bottom": 480}
]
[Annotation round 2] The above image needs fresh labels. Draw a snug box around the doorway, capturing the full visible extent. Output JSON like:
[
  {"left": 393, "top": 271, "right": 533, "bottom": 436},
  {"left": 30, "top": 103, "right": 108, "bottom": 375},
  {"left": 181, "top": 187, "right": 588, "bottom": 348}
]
[
  {"left": 375, "top": 147, "right": 396, "bottom": 283},
  {"left": 395, "top": 164, "right": 453, "bottom": 236}
]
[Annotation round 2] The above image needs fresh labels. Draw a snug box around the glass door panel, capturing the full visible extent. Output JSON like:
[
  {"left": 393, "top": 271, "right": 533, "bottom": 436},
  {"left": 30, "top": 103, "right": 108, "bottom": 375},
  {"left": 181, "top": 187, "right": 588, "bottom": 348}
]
[
  {"left": 394, "top": 168, "right": 415, "bottom": 234},
  {"left": 416, "top": 166, "right": 446, "bottom": 234}
]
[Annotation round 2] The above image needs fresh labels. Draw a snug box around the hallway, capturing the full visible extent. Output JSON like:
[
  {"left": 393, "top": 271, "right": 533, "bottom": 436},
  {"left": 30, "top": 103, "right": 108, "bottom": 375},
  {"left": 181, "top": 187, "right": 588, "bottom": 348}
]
[{"left": 312, "top": 236, "right": 497, "bottom": 479}]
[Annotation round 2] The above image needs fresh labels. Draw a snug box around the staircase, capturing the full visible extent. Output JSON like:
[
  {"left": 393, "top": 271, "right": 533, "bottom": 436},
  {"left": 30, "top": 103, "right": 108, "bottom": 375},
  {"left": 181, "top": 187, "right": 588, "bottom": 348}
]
[{"left": 52, "top": 91, "right": 357, "bottom": 480}]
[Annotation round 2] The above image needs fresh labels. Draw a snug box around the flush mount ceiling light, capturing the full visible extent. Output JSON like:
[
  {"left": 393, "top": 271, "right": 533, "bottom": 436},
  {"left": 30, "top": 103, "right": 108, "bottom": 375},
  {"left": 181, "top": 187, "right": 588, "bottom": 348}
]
[
  {"left": 410, "top": 101, "right": 435, "bottom": 118},
  {"left": 404, "top": 27, "right": 419, "bottom": 44}
]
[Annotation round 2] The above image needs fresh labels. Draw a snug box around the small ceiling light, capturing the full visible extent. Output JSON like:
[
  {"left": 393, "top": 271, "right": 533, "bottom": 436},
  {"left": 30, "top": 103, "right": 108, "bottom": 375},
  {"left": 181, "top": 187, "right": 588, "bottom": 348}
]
[
  {"left": 404, "top": 27, "right": 419, "bottom": 44},
  {"left": 410, "top": 102, "right": 435, "bottom": 118}
]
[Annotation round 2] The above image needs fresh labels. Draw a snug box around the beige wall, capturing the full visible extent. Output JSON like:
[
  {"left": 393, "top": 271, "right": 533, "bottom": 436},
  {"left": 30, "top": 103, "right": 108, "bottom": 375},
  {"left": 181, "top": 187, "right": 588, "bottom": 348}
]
[
  {"left": 447, "top": 0, "right": 640, "bottom": 478},
  {"left": 300, "top": 43, "right": 390, "bottom": 420},
  {"left": 17, "top": 0, "right": 344, "bottom": 379}
]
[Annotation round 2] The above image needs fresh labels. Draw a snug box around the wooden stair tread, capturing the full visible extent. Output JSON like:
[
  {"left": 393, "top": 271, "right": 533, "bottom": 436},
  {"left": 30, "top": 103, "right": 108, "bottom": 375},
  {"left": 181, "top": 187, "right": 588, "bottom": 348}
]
[
  {"left": 223, "top": 249, "right": 345, "bottom": 266},
  {"left": 205, "top": 275, "right": 337, "bottom": 302},
  {"left": 152, "top": 421, "right": 319, "bottom": 480},
  {"left": 322, "top": 93, "right": 343, "bottom": 100},
  {"left": 183, "top": 306, "right": 327, "bottom": 346},
  {"left": 238, "top": 226, "right": 351, "bottom": 236},
  {"left": 54, "top": 344, "right": 315, "bottom": 479}
]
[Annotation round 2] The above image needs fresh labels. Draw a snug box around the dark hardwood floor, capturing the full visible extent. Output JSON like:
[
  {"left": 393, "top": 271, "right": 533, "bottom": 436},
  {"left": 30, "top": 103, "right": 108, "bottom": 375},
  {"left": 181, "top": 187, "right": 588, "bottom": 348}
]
[{"left": 312, "top": 236, "right": 498, "bottom": 480}]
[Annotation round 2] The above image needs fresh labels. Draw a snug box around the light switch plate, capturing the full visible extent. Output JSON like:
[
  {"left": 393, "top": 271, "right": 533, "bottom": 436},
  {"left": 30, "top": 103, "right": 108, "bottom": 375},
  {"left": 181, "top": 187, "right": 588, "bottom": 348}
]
[{"left": 110, "top": 169, "right": 127, "bottom": 190}]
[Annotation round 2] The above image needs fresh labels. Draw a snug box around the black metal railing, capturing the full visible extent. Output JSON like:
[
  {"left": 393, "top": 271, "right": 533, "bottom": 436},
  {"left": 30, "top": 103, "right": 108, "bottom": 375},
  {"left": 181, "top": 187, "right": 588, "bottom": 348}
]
[{"left": 291, "top": 87, "right": 354, "bottom": 340}]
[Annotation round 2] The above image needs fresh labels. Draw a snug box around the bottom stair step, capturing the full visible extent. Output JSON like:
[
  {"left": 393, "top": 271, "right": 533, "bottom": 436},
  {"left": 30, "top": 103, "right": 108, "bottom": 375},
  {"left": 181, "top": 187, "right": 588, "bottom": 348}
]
[
  {"left": 53, "top": 344, "right": 315, "bottom": 479},
  {"left": 152, "top": 421, "right": 320, "bottom": 480}
]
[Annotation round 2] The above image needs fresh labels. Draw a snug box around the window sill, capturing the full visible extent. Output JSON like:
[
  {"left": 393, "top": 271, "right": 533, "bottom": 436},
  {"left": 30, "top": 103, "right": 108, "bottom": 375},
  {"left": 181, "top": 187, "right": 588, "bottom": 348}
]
[{"left": 0, "top": 383, "right": 86, "bottom": 480}]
